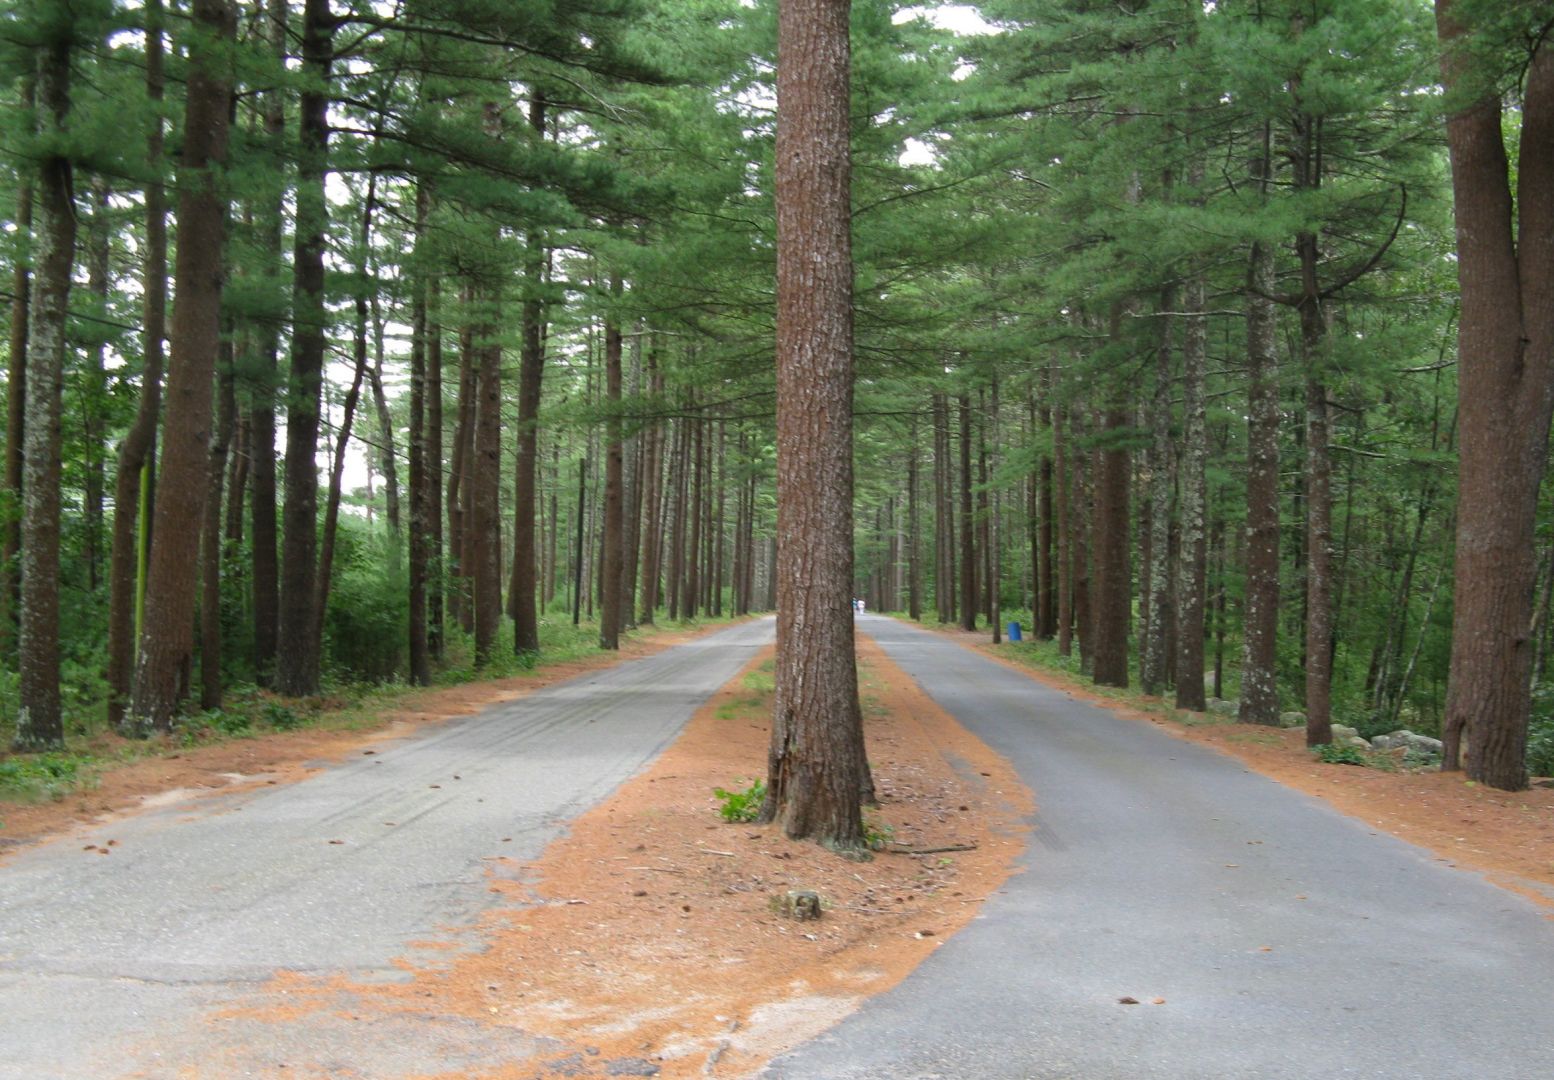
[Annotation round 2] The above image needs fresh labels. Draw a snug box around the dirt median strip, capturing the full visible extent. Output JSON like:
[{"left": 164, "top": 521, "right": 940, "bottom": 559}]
[{"left": 219, "top": 634, "right": 1031, "bottom": 1080}]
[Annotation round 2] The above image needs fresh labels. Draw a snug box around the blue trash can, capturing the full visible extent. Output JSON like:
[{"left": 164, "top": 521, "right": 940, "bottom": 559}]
[{"left": 1007, "top": 621, "right": 1022, "bottom": 642}]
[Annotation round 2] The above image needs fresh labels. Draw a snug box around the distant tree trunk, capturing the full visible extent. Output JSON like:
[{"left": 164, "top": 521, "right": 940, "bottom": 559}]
[
  {"left": 247, "top": 0, "right": 286, "bottom": 686},
  {"left": 683, "top": 413, "right": 704, "bottom": 619},
  {"left": 368, "top": 322, "right": 399, "bottom": 533},
  {"left": 571, "top": 456, "right": 587, "bottom": 626},
  {"left": 638, "top": 344, "right": 664, "bottom": 623},
  {"left": 224, "top": 409, "right": 248, "bottom": 546},
  {"left": 933, "top": 392, "right": 952, "bottom": 623},
  {"left": 1055, "top": 400, "right": 1073, "bottom": 656},
  {"left": 958, "top": 394, "right": 976, "bottom": 632},
  {"left": 447, "top": 316, "right": 475, "bottom": 631},
  {"left": 1035, "top": 394, "right": 1055, "bottom": 639},
  {"left": 108, "top": 8, "right": 167, "bottom": 727},
  {"left": 761, "top": 0, "right": 867, "bottom": 848},
  {"left": 667, "top": 417, "right": 687, "bottom": 620},
  {"left": 14, "top": 31, "right": 78, "bottom": 751},
  {"left": 599, "top": 291, "right": 624, "bottom": 650},
  {"left": 1141, "top": 288, "right": 1175, "bottom": 696},
  {"left": 711, "top": 418, "right": 727, "bottom": 616},
  {"left": 1092, "top": 399, "right": 1131, "bottom": 689},
  {"left": 201, "top": 332, "right": 237, "bottom": 711},
  {"left": 80, "top": 179, "right": 111, "bottom": 594},
  {"left": 1299, "top": 248, "right": 1335, "bottom": 747},
  {"left": 512, "top": 95, "right": 547, "bottom": 654},
  {"left": 1241, "top": 234, "right": 1282, "bottom": 726},
  {"left": 276, "top": 0, "right": 333, "bottom": 697},
  {"left": 471, "top": 279, "right": 504, "bottom": 665},
  {"left": 0, "top": 80, "right": 31, "bottom": 657},
  {"left": 987, "top": 377, "right": 1001, "bottom": 644},
  {"left": 315, "top": 289, "right": 371, "bottom": 646},
  {"left": 1437, "top": 5, "right": 1554, "bottom": 790},
  {"left": 407, "top": 185, "right": 431, "bottom": 686},
  {"left": 622, "top": 330, "right": 644, "bottom": 626},
  {"left": 1174, "top": 271, "right": 1209, "bottom": 711},
  {"left": 907, "top": 423, "right": 921, "bottom": 621},
  {"left": 127, "top": 0, "right": 234, "bottom": 734},
  {"left": 427, "top": 278, "right": 445, "bottom": 659}
]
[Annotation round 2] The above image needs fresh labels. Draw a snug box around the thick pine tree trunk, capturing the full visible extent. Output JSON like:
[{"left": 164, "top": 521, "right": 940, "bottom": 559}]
[
  {"left": 1174, "top": 272, "right": 1209, "bottom": 711},
  {"left": 276, "top": 0, "right": 333, "bottom": 697},
  {"left": 0, "top": 79, "right": 31, "bottom": 657},
  {"left": 1436, "top": 5, "right": 1554, "bottom": 790},
  {"left": 127, "top": 0, "right": 234, "bottom": 734},
  {"left": 761, "top": 0, "right": 867, "bottom": 848},
  {"left": 15, "top": 32, "right": 77, "bottom": 751}
]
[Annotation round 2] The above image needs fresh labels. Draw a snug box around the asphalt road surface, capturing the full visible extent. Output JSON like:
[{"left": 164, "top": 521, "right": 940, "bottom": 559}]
[
  {"left": 0, "top": 618, "right": 775, "bottom": 1079},
  {"left": 767, "top": 614, "right": 1554, "bottom": 1080},
  {"left": 5, "top": 614, "right": 1553, "bottom": 1079}
]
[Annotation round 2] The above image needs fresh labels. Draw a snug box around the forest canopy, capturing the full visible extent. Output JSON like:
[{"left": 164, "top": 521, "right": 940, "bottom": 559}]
[{"left": 1, "top": 0, "right": 1552, "bottom": 793}]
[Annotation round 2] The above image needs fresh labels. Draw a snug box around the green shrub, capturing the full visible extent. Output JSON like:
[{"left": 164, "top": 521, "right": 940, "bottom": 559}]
[
  {"left": 1313, "top": 742, "right": 1369, "bottom": 767},
  {"left": 713, "top": 778, "right": 766, "bottom": 823}
]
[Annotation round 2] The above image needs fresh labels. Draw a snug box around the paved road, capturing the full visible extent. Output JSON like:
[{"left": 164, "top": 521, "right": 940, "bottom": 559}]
[
  {"left": 767, "top": 615, "right": 1554, "bottom": 1080},
  {"left": 0, "top": 618, "right": 775, "bottom": 1080}
]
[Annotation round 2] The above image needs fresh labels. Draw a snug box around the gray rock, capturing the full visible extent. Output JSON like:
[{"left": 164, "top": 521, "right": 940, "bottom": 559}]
[
  {"left": 604, "top": 1058, "right": 661, "bottom": 1076},
  {"left": 1372, "top": 730, "right": 1443, "bottom": 756},
  {"left": 1207, "top": 698, "right": 1238, "bottom": 717},
  {"left": 1279, "top": 711, "right": 1306, "bottom": 729},
  {"left": 1331, "top": 724, "right": 1361, "bottom": 743},
  {"left": 1346, "top": 737, "right": 1372, "bottom": 750}
]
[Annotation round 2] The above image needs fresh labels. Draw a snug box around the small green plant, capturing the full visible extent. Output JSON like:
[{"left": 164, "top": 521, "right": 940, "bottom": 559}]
[
  {"left": 713, "top": 778, "right": 766, "bottom": 823},
  {"left": 1313, "top": 742, "right": 1369, "bottom": 766},
  {"left": 863, "top": 814, "right": 895, "bottom": 851},
  {"left": 263, "top": 701, "right": 304, "bottom": 731}
]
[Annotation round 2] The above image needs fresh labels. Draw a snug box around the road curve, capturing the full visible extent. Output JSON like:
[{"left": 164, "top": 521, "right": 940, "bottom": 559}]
[
  {"left": 0, "top": 618, "right": 776, "bottom": 1080},
  {"left": 767, "top": 614, "right": 1554, "bottom": 1080}
]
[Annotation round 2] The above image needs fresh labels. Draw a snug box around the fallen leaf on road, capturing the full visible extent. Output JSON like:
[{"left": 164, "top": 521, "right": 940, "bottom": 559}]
[{"left": 1118, "top": 997, "right": 1140, "bottom": 1005}]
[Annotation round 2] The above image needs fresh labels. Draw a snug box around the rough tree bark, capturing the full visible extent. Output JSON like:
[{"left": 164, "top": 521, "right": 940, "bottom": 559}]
[
  {"left": 0, "top": 79, "right": 31, "bottom": 657},
  {"left": 127, "top": 0, "right": 234, "bottom": 734},
  {"left": 1436, "top": 2, "right": 1554, "bottom": 790},
  {"left": 760, "top": 0, "right": 868, "bottom": 849},
  {"left": 15, "top": 22, "right": 77, "bottom": 751},
  {"left": 1141, "top": 285, "right": 1176, "bottom": 696},
  {"left": 1240, "top": 233, "right": 1282, "bottom": 726},
  {"left": 276, "top": 0, "right": 333, "bottom": 697},
  {"left": 513, "top": 94, "right": 547, "bottom": 655},
  {"left": 1174, "top": 270, "right": 1209, "bottom": 711},
  {"left": 247, "top": 0, "right": 286, "bottom": 685}
]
